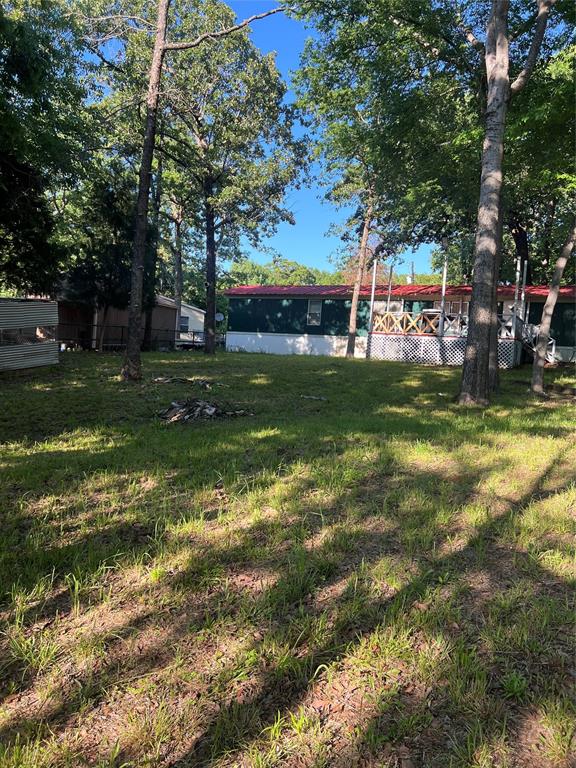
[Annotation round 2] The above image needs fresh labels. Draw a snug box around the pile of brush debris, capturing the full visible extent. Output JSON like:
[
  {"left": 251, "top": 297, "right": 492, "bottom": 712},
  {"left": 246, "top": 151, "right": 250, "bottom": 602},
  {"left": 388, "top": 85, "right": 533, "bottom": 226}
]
[
  {"left": 153, "top": 376, "right": 224, "bottom": 390},
  {"left": 159, "top": 399, "right": 252, "bottom": 423}
]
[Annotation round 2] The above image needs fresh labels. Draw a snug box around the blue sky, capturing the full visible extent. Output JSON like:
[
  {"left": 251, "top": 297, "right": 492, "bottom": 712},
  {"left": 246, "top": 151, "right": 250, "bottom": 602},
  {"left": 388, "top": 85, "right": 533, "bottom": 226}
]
[{"left": 227, "top": 0, "right": 435, "bottom": 276}]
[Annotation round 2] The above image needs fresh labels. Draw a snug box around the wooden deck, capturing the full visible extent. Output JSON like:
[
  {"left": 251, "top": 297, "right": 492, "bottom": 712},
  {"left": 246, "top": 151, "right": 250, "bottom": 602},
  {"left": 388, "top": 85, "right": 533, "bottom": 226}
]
[
  {"left": 367, "top": 312, "right": 526, "bottom": 367},
  {"left": 371, "top": 311, "right": 521, "bottom": 339}
]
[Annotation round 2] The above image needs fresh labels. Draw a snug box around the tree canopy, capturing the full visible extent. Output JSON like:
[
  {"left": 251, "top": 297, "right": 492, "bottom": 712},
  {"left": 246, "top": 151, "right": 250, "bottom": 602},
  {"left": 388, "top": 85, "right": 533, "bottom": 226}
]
[
  {"left": 295, "top": 0, "right": 574, "bottom": 284},
  {"left": 228, "top": 256, "right": 341, "bottom": 286},
  {"left": 0, "top": 0, "right": 88, "bottom": 292}
]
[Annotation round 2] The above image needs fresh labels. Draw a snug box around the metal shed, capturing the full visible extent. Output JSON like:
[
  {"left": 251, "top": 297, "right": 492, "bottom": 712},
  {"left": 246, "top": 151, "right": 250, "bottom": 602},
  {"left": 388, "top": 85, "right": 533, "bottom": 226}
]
[{"left": 0, "top": 298, "right": 59, "bottom": 371}]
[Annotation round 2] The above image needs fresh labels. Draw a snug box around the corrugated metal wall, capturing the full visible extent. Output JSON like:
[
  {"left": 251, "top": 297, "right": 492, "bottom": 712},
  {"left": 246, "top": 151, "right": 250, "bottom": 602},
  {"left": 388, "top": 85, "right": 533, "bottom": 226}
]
[
  {"left": 0, "top": 299, "right": 59, "bottom": 371},
  {"left": 0, "top": 299, "right": 58, "bottom": 328},
  {"left": 0, "top": 343, "right": 59, "bottom": 370}
]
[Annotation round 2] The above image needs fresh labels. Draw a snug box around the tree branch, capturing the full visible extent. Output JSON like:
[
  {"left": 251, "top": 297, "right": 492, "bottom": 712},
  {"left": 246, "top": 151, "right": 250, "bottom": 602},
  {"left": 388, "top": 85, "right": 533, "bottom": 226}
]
[
  {"left": 509, "top": 9, "right": 538, "bottom": 42},
  {"left": 86, "top": 44, "right": 124, "bottom": 73},
  {"left": 80, "top": 14, "right": 154, "bottom": 27},
  {"left": 163, "top": 7, "right": 285, "bottom": 52},
  {"left": 390, "top": 14, "right": 477, "bottom": 77},
  {"left": 161, "top": 129, "right": 195, "bottom": 155},
  {"left": 510, "top": 0, "right": 556, "bottom": 97},
  {"left": 457, "top": 20, "right": 485, "bottom": 52},
  {"left": 100, "top": 95, "right": 145, "bottom": 122},
  {"left": 390, "top": 16, "right": 439, "bottom": 58}
]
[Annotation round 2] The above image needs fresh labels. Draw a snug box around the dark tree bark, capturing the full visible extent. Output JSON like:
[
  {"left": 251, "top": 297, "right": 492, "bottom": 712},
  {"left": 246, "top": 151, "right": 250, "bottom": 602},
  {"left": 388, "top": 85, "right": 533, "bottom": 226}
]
[
  {"left": 346, "top": 204, "right": 373, "bottom": 358},
  {"left": 386, "top": 262, "right": 394, "bottom": 309},
  {"left": 142, "top": 299, "right": 154, "bottom": 351},
  {"left": 459, "top": 0, "right": 555, "bottom": 404},
  {"left": 204, "top": 186, "right": 217, "bottom": 354},
  {"left": 509, "top": 211, "right": 532, "bottom": 285},
  {"left": 121, "top": 0, "right": 170, "bottom": 380},
  {"left": 531, "top": 218, "right": 576, "bottom": 394},
  {"left": 98, "top": 305, "right": 109, "bottom": 353},
  {"left": 172, "top": 205, "right": 184, "bottom": 340},
  {"left": 488, "top": 204, "right": 504, "bottom": 392},
  {"left": 143, "top": 154, "right": 164, "bottom": 351},
  {"left": 459, "top": 1, "right": 510, "bottom": 406}
]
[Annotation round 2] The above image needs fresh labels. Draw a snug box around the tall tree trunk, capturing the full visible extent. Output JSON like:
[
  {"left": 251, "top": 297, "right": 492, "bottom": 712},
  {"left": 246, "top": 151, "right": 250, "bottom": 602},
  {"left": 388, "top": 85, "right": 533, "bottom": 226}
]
[
  {"left": 121, "top": 0, "right": 170, "bottom": 380},
  {"left": 386, "top": 262, "right": 394, "bottom": 310},
  {"left": 142, "top": 300, "right": 154, "bottom": 352},
  {"left": 98, "top": 305, "right": 109, "bottom": 353},
  {"left": 143, "top": 153, "right": 164, "bottom": 351},
  {"left": 531, "top": 218, "right": 576, "bottom": 394},
  {"left": 346, "top": 204, "right": 373, "bottom": 358},
  {"left": 459, "top": 0, "right": 510, "bottom": 406},
  {"left": 488, "top": 204, "right": 504, "bottom": 392},
  {"left": 204, "top": 192, "right": 217, "bottom": 355},
  {"left": 173, "top": 206, "right": 184, "bottom": 342},
  {"left": 509, "top": 211, "right": 532, "bottom": 285}
]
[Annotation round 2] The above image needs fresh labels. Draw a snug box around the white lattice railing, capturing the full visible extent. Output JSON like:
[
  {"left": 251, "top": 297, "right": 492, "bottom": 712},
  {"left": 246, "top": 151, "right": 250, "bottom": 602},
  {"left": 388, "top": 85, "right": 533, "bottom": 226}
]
[
  {"left": 368, "top": 313, "right": 557, "bottom": 367},
  {"left": 371, "top": 311, "right": 545, "bottom": 341},
  {"left": 371, "top": 311, "right": 467, "bottom": 336}
]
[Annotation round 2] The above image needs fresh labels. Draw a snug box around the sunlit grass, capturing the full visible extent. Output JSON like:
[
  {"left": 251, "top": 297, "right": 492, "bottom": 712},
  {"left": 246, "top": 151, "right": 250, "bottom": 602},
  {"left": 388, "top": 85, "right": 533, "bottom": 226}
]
[{"left": 0, "top": 352, "right": 574, "bottom": 767}]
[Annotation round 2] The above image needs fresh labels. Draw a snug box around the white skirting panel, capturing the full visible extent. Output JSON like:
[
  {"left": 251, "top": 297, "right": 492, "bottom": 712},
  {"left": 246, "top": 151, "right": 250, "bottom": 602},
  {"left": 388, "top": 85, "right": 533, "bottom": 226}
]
[
  {"left": 368, "top": 334, "right": 521, "bottom": 368},
  {"left": 226, "top": 331, "right": 367, "bottom": 358}
]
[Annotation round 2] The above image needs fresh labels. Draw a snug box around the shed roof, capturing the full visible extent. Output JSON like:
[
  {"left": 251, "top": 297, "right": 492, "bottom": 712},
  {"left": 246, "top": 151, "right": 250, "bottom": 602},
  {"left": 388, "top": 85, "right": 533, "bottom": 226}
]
[
  {"left": 156, "top": 294, "right": 205, "bottom": 313},
  {"left": 224, "top": 284, "right": 576, "bottom": 301}
]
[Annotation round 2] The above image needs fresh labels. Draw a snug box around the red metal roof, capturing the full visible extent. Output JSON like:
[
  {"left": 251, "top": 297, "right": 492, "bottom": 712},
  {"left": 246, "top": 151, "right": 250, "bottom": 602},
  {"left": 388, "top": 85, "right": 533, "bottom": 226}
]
[{"left": 224, "top": 283, "right": 576, "bottom": 300}]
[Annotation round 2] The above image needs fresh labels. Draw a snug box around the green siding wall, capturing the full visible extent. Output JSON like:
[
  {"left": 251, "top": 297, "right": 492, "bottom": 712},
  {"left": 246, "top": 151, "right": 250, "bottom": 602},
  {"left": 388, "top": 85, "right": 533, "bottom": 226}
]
[
  {"left": 528, "top": 302, "right": 575, "bottom": 347},
  {"left": 227, "top": 297, "right": 371, "bottom": 337},
  {"left": 403, "top": 300, "right": 434, "bottom": 313}
]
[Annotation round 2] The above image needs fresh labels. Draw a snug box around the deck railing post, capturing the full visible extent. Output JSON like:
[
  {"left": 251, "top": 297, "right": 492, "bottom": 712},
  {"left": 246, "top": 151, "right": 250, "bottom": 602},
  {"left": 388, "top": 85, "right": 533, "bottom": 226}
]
[
  {"left": 367, "top": 257, "right": 378, "bottom": 359},
  {"left": 439, "top": 244, "right": 448, "bottom": 337},
  {"left": 520, "top": 259, "right": 528, "bottom": 321},
  {"left": 511, "top": 255, "right": 521, "bottom": 365}
]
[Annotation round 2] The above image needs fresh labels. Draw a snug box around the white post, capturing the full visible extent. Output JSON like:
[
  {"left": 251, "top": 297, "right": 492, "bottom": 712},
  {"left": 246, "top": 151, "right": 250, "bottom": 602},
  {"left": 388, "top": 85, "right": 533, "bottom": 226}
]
[
  {"left": 513, "top": 259, "right": 529, "bottom": 366},
  {"left": 511, "top": 255, "right": 521, "bottom": 331},
  {"left": 520, "top": 259, "right": 528, "bottom": 320},
  {"left": 438, "top": 250, "right": 448, "bottom": 336},
  {"left": 511, "top": 254, "right": 521, "bottom": 364},
  {"left": 367, "top": 258, "right": 378, "bottom": 359}
]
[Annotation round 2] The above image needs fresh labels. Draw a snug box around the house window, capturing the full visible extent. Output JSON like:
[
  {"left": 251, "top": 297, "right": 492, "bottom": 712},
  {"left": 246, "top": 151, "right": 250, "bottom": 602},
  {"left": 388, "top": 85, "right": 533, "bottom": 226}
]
[
  {"left": 179, "top": 316, "right": 189, "bottom": 334},
  {"left": 307, "top": 299, "right": 322, "bottom": 326}
]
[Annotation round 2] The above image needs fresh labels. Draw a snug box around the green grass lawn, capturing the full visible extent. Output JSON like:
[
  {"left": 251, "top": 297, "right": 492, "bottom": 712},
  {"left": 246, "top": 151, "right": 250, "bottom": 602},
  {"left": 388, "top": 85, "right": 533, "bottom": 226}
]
[{"left": 0, "top": 352, "right": 574, "bottom": 768}]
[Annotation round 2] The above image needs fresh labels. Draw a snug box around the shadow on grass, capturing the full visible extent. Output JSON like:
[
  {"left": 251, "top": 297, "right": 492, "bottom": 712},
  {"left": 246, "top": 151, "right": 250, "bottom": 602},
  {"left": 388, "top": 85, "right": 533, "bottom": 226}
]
[
  {"left": 1, "top": 451, "right": 572, "bottom": 765},
  {"left": 167, "top": 452, "right": 574, "bottom": 767},
  {"left": 0, "top": 353, "right": 574, "bottom": 766}
]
